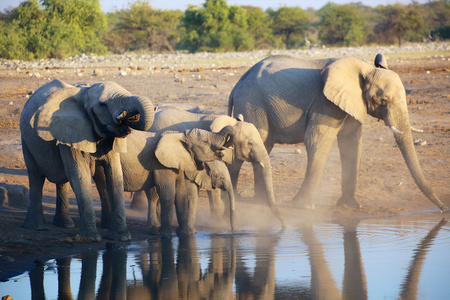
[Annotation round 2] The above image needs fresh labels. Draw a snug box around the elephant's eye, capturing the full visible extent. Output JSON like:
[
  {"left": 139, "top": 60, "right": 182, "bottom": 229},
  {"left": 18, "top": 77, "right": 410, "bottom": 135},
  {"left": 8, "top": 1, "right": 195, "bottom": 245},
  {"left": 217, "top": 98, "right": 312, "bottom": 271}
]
[{"left": 380, "top": 98, "right": 388, "bottom": 106}]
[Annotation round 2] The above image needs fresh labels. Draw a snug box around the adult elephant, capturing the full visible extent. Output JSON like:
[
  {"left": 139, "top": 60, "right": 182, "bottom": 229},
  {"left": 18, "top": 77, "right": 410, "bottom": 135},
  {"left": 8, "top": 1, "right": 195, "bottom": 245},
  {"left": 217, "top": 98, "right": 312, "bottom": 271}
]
[
  {"left": 141, "top": 106, "right": 286, "bottom": 229},
  {"left": 20, "top": 79, "right": 155, "bottom": 241},
  {"left": 228, "top": 54, "right": 447, "bottom": 211},
  {"left": 93, "top": 128, "right": 235, "bottom": 236}
]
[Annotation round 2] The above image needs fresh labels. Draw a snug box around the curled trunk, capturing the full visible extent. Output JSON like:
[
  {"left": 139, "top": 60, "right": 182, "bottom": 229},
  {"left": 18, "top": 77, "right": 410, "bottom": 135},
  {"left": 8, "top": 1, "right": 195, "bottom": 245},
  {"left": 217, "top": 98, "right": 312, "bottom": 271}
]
[{"left": 118, "top": 96, "right": 155, "bottom": 131}]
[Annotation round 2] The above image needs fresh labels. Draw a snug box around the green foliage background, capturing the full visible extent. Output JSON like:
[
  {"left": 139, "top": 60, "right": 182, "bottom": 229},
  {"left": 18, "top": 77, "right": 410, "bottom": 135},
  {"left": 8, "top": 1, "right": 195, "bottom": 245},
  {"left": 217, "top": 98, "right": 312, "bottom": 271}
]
[{"left": 0, "top": 0, "right": 448, "bottom": 60}]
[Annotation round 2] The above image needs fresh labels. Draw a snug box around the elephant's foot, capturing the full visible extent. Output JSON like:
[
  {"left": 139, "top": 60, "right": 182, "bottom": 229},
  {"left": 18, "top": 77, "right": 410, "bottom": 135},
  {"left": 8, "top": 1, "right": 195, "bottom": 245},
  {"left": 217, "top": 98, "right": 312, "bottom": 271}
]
[
  {"left": 53, "top": 215, "right": 75, "bottom": 228},
  {"left": 336, "top": 196, "right": 362, "bottom": 209},
  {"left": 148, "top": 225, "right": 161, "bottom": 235},
  {"left": 291, "top": 199, "right": 315, "bottom": 210},
  {"left": 176, "top": 226, "right": 197, "bottom": 236},
  {"left": 79, "top": 229, "right": 102, "bottom": 242},
  {"left": 107, "top": 228, "right": 132, "bottom": 241},
  {"left": 24, "top": 215, "right": 48, "bottom": 230},
  {"left": 159, "top": 226, "right": 176, "bottom": 237}
]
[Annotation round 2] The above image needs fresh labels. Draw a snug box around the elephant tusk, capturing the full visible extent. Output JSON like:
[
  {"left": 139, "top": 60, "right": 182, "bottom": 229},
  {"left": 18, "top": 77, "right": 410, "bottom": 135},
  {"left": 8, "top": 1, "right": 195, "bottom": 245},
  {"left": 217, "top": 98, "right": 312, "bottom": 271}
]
[
  {"left": 259, "top": 162, "right": 265, "bottom": 169},
  {"left": 389, "top": 126, "right": 403, "bottom": 135},
  {"left": 116, "top": 111, "right": 127, "bottom": 120},
  {"left": 411, "top": 126, "right": 424, "bottom": 133}
]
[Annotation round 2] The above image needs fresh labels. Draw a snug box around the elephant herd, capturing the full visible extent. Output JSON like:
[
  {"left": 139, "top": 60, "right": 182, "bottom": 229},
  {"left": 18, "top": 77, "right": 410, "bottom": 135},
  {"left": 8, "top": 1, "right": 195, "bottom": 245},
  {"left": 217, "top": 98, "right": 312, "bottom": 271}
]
[{"left": 19, "top": 54, "right": 446, "bottom": 241}]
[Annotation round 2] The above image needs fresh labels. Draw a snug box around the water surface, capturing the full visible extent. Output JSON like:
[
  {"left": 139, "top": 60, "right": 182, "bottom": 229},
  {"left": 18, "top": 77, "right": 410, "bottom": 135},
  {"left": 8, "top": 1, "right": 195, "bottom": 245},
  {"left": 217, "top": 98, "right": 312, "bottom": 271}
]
[{"left": 1, "top": 212, "right": 449, "bottom": 299}]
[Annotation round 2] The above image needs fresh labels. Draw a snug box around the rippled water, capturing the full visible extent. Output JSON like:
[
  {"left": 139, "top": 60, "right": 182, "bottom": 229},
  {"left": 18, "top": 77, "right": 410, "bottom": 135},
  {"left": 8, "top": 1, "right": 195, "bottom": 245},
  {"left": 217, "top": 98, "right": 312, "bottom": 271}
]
[{"left": 1, "top": 212, "right": 449, "bottom": 299}]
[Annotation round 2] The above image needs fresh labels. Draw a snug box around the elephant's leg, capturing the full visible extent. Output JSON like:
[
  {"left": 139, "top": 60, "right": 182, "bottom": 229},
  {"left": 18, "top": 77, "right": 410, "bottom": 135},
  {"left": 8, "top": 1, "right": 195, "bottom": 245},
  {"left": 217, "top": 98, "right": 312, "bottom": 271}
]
[
  {"left": 253, "top": 141, "right": 275, "bottom": 204},
  {"left": 337, "top": 118, "right": 362, "bottom": 209},
  {"left": 228, "top": 159, "right": 244, "bottom": 201},
  {"left": 146, "top": 186, "right": 161, "bottom": 233},
  {"left": 103, "top": 153, "right": 131, "bottom": 241},
  {"left": 175, "top": 178, "right": 198, "bottom": 236},
  {"left": 53, "top": 182, "right": 75, "bottom": 228},
  {"left": 292, "top": 126, "right": 340, "bottom": 209},
  {"left": 23, "top": 143, "right": 47, "bottom": 230},
  {"left": 155, "top": 172, "right": 176, "bottom": 236},
  {"left": 130, "top": 190, "right": 148, "bottom": 210},
  {"left": 60, "top": 146, "right": 101, "bottom": 241},
  {"left": 208, "top": 189, "right": 225, "bottom": 220},
  {"left": 93, "top": 165, "right": 111, "bottom": 229}
]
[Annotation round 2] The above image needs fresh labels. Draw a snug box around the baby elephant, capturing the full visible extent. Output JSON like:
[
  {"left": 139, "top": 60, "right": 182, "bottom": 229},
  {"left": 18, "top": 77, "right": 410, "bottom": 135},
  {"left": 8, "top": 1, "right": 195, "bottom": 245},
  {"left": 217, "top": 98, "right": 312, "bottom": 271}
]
[{"left": 145, "top": 160, "right": 236, "bottom": 234}]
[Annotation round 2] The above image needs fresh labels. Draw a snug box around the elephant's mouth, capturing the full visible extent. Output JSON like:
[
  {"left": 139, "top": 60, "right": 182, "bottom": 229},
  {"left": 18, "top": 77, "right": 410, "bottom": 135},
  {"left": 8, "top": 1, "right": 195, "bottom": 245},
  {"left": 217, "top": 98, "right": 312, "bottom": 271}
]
[
  {"left": 116, "top": 111, "right": 141, "bottom": 123},
  {"left": 92, "top": 111, "right": 131, "bottom": 139}
]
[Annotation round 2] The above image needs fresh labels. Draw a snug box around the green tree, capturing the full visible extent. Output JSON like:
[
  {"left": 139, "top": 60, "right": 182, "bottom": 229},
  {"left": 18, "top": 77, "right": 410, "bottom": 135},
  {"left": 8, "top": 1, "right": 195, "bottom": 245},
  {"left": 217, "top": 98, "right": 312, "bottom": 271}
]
[
  {"left": 374, "top": 3, "right": 425, "bottom": 46},
  {"left": 0, "top": 0, "right": 107, "bottom": 60},
  {"left": 104, "top": 1, "right": 181, "bottom": 53},
  {"left": 269, "top": 6, "right": 310, "bottom": 49},
  {"left": 241, "top": 6, "right": 274, "bottom": 49},
  {"left": 424, "top": 0, "right": 450, "bottom": 39},
  {"left": 179, "top": 0, "right": 253, "bottom": 53},
  {"left": 318, "top": 3, "right": 365, "bottom": 47}
]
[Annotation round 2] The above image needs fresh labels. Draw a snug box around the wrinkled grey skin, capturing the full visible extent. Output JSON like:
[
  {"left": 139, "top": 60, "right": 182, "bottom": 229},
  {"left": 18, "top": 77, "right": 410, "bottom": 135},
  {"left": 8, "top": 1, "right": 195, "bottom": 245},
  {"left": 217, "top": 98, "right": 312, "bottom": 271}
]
[
  {"left": 228, "top": 54, "right": 446, "bottom": 211},
  {"left": 91, "top": 128, "right": 235, "bottom": 236},
  {"left": 143, "top": 160, "right": 236, "bottom": 233},
  {"left": 20, "top": 79, "right": 155, "bottom": 241},
  {"left": 136, "top": 106, "right": 286, "bottom": 229}
]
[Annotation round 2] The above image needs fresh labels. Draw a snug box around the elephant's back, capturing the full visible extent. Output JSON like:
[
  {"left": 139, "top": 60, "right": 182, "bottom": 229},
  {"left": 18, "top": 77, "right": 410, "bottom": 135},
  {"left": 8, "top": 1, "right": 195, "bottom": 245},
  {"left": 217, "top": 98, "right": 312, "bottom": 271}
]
[
  {"left": 229, "top": 55, "right": 333, "bottom": 144},
  {"left": 150, "top": 106, "right": 215, "bottom": 132}
]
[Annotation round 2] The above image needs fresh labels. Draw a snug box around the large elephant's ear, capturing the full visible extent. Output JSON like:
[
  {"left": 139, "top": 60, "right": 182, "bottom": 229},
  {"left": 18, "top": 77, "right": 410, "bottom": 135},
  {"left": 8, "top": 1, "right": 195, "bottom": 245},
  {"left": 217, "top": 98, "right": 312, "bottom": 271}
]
[
  {"left": 321, "top": 58, "right": 372, "bottom": 123},
  {"left": 185, "top": 169, "right": 213, "bottom": 190},
  {"left": 30, "top": 83, "right": 98, "bottom": 153},
  {"left": 209, "top": 115, "right": 238, "bottom": 132},
  {"left": 155, "top": 132, "right": 197, "bottom": 172}
]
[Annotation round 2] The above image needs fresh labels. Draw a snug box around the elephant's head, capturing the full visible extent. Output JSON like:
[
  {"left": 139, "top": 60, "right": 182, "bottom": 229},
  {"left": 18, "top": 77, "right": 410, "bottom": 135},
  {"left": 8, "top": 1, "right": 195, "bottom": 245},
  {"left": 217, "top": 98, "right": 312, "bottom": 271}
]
[
  {"left": 209, "top": 115, "right": 286, "bottom": 228},
  {"left": 321, "top": 55, "right": 446, "bottom": 211},
  {"left": 30, "top": 79, "right": 155, "bottom": 153},
  {"left": 210, "top": 115, "right": 272, "bottom": 170},
  {"left": 155, "top": 128, "right": 235, "bottom": 173}
]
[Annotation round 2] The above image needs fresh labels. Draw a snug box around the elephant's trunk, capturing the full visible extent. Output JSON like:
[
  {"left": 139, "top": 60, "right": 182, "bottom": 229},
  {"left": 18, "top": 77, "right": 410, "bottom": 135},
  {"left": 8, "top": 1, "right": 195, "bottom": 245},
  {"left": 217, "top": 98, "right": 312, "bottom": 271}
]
[
  {"left": 253, "top": 147, "right": 287, "bottom": 230},
  {"left": 226, "top": 184, "right": 236, "bottom": 232},
  {"left": 393, "top": 123, "right": 447, "bottom": 211},
  {"left": 216, "top": 125, "right": 239, "bottom": 149},
  {"left": 118, "top": 95, "right": 155, "bottom": 131}
]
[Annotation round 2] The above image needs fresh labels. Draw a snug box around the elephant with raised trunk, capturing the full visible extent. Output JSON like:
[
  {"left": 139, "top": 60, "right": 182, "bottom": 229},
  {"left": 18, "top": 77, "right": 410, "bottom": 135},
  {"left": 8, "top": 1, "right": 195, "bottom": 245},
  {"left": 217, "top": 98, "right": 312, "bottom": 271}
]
[
  {"left": 229, "top": 54, "right": 446, "bottom": 211},
  {"left": 20, "top": 79, "right": 155, "bottom": 241}
]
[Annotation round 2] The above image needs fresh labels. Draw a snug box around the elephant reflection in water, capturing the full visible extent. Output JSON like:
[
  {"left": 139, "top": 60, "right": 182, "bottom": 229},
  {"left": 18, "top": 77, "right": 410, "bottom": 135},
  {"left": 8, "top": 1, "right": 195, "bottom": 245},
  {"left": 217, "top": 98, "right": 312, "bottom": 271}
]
[
  {"left": 299, "top": 221, "right": 367, "bottom": 300},
  {"left": 235, "top": 235, "right": 280, "bottom": 299},
  {"left": 25, "top": 219, "right": 447, "bottom": 298},
  {"left": 129, "top": 236, "right": 236, "bottom": 299}
]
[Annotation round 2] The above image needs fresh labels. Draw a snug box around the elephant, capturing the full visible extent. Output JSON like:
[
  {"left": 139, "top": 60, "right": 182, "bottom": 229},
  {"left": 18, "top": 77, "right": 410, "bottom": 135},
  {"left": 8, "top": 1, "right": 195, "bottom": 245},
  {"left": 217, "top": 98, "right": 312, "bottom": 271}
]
[
  {"left": 95, "top": 157, "right": 236, "bottom": 234},
  {"left": 141, "top": 105, "right": 286, "bottom": 229},
  {"left": 91, "top": 127, "right": 235, "bottom": 236},
  {"left": 228, "top": 54, "right": 447, "bottom": 211},
  {"left": 20, "top": 79, "right": 155, "bottom": 241}
]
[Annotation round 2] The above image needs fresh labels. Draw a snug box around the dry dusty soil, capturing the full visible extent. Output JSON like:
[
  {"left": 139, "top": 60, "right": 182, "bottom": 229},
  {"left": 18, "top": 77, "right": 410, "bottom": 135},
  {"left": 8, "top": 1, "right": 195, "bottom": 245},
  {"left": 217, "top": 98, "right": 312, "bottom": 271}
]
[{"left": 0, "top": 46, "right": 449, "bottom": 280}]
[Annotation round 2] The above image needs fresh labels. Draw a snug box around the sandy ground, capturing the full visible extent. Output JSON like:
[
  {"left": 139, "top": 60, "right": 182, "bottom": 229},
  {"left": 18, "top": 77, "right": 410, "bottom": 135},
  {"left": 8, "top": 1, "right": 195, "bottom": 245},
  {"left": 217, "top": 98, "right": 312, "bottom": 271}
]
[{"left": 0, "top": 48, "right": 449, "bottom": 280}]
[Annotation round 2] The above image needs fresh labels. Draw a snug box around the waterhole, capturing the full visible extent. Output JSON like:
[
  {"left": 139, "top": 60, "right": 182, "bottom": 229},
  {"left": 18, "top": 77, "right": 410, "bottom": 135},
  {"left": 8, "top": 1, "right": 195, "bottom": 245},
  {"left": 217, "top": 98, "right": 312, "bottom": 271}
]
[{"left": 1, "top": 212, "right": 449, "bottom": 299}]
